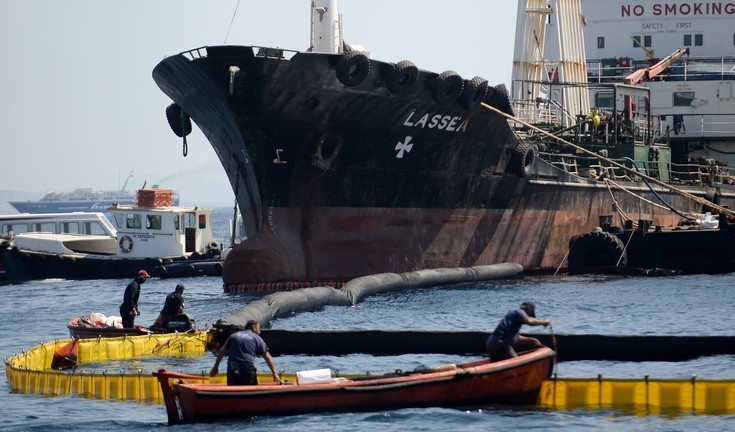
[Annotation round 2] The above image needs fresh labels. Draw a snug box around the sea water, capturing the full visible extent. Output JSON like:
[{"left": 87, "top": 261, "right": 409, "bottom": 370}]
[{"left": 1, "top": 208, "right": 734, "bottom": 431}]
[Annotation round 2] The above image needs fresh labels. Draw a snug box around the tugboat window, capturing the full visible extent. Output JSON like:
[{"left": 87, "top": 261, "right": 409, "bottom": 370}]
[
  {"left": 3, "top": 223, "right": 27, "bottom": 234},
  {"left": 146, "top": 215, "right": 162, "bottom": 230},
  {"left": 632, "top": 36, "right": 641, "bottom": 47},
  {"left": 61, "top": 222, "right": 80, "bottom": 234},
  {"left": 684, "top": 34, "right": 692, "bottom": 46},
  {"left": 694, "top": 34, "right": 703, "bottom": 46},
  {"left": 126, "top": 214, "right": 142, "bottom": 229},
  {"left": 674, "top": 91, "right": 695, "bottom": 107},
  {"left": 86, "top": 222, "right": 106, "bottom": 235},
  {"left": 597, "top": 37, "right": 605, "bottom": 49},
  {"left": 113, "top": 213, "right": 124, "bottom": 229},
  {"left": 643, "top": 35, "right": 652, "bottom": 47},
  {"left": 595, "top": 93, "right": 614, "bottom": 109},
  {"left": 183, "top": 213, "right": 196, "bottom": 229}
]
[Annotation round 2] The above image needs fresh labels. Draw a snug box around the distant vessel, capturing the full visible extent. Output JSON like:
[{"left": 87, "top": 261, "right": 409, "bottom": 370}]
[{"left": 7, "top": 172, "right": 180, "bottom": 213}]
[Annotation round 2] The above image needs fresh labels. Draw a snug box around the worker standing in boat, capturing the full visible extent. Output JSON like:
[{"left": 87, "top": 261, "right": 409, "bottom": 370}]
[
  {"left": 210, "top": 320, "right": 282, "bottom": 386},
  {"left": 151, "top": 283, "right": 185, "bottom": 329},
  {"left": 485, "top": 302, "right": 551, "bottom": 361},
  {"left": 119, "top": 269, "right": 150, "bottom": 329}
]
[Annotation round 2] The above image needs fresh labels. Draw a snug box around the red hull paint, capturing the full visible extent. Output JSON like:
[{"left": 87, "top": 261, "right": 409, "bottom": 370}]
[
  {"left": 223, "top": 181, "right": 715, "bottom": 288},
  {"left": 155, "top": 347, "right": 556, "bottom": 424}
]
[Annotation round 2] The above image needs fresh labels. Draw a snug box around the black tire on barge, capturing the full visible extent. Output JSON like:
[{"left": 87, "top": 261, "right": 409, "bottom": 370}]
[
  {"left": 509, "top": 141, "right": 536, "bottom": 177},
  {"left": 568, "top": 230, "right": 628, "bottom": 274}
]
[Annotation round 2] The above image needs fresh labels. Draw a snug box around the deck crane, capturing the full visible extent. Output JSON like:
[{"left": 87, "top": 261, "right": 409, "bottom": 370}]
[
  {"left": 624, "top": 47, "right": 690, "bottom": 85},
  {"left": 619, "top": 47, "right": 690, "bottom": 137}
]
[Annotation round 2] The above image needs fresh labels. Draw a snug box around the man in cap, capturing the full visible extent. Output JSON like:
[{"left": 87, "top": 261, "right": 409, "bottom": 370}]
[
  {"left": 485, "top": 301, "right": 551, "bottom": 361},
  {"left": 119, "top": 269, "right": 150, "bottom": 328},
  {"left": 152, "top": 283, "right": 186, "bottom": 329},
  {"left": 210, "top": 319, "right": 282, "bottom": 386}
]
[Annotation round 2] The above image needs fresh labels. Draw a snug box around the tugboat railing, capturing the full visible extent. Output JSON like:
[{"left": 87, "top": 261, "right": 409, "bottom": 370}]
[{"left": 537, "top": 152, "right": 735, "bottom": 189}]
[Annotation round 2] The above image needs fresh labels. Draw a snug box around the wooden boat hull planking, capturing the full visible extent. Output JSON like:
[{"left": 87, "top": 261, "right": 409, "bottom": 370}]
[{"left": 158, "top": 347, "right": 556, "bottom": 423}]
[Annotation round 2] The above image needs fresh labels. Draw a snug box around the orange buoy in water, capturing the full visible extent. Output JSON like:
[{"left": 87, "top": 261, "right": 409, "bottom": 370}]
[{"left": 51, "top": 336, "right": 79, "bottom": 369}]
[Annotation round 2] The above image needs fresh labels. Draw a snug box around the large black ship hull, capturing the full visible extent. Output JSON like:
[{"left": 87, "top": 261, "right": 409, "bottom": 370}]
[{"left": 153, "top": 46, "right": 734, "bottom": 291}]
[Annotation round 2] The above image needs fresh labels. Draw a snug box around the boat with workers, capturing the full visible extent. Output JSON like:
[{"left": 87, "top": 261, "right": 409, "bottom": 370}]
[
  {"left": 67, "top": 311, "right": 196, "bottom": 339},
  {"left": 153, "top": 347, "right": 556, "bottom": 424},
  {"left": 152, "top": 0, "right": 735, "bottom": 293},
  {"left": 0, "top": 188, "right": 225, "bottom": 281}
]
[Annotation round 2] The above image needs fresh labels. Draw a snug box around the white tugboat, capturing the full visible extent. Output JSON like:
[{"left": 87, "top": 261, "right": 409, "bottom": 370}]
[{"left": 0, "top": 189, "right": 224, "bottom": 281}]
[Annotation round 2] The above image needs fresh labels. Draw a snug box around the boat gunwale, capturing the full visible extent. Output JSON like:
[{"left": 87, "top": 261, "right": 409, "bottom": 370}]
[{"left": 173, "top": 347, "right": 556, "bottom": 398}]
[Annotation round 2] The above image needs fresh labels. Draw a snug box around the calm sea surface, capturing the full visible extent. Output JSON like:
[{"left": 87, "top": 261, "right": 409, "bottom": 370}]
[{"left": 2, "top": 209, "right": 734, "bottom": 430}]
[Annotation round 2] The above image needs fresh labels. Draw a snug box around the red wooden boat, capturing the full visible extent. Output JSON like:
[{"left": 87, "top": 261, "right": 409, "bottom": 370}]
[{"left": 154, "top": 347, "right": 556, "bottom": 424}]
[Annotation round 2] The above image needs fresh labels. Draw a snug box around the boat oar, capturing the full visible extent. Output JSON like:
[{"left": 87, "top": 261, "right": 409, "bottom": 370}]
[
  {"left": 51, "top": 336, "right": 80, "bottom": 370},
  {"left": 153, "top": 369, "right": 209, "bottom": 381}
]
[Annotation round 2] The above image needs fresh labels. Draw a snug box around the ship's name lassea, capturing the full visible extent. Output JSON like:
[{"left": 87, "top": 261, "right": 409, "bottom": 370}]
[{"left": 402, "top": 111, "right": 469, "bottom": 133}]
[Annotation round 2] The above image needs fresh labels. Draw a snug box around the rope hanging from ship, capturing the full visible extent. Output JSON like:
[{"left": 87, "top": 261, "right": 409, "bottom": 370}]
[
  {"left": 480, "top": 102, "right": 735, "bottom": 220},
  {"left": 231, "top": 164, "right": 240, "bottom": 249}
]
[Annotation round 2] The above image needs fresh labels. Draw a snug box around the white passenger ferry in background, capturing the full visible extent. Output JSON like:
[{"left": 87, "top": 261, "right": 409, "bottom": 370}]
[
  {"left": 7, "top": 171, "right": 180, "bottom": 214},
  {"left": 543, "top": 0, "right": 735, "bottom": 164}
]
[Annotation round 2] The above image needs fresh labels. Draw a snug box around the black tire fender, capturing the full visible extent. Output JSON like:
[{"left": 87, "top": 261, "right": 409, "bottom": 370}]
[
  {"left": 460, "top": 76, "right": 489, "bottom": 111},
  {"left": 568, "top": 230, "right": 628, "bottom": 272},
  {"left": 432, "top": 71, "right": 464, "bottom": 106},
  {"left": 165, "top": 103, "right": 192, "bottom": 138},
  {"left": 156, "top": 265, "right": 168, "bottom": 277},
  {"left": 336, "top": 53, "right": 370, "bottom": 87},
  {"left": 386, "top": 60, "right": 419, "bottom": 95},
  {"left": 510, "top": 142, "right": 536, "bottom": 177},
  {"left": 485, "top": 83, "right": 514, "bottom": 117}
]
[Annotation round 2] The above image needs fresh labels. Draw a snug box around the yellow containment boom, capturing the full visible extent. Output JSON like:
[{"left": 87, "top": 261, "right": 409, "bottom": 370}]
[
  {"left": 5, "top": 334, "right": 735, "bottom": 414},
  {"left": 539, "top": 375, "right": 735, "bottom": 414}
]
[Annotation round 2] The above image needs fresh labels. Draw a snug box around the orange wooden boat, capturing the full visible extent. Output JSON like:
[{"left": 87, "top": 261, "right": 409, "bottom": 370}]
[{"left": 154, "top": 347, "right": 556, "bottom": 424}]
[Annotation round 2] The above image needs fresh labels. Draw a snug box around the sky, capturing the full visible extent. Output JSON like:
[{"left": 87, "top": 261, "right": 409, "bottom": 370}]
[{"left": 0, "top": 1, "right": 517, "bottom": 208}]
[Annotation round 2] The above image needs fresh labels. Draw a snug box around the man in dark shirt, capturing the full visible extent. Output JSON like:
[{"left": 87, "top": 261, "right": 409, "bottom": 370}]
[
  {"left": 119, "top": 269, "right": 150, "bottom": 328},
  {"left": 152, "top": 284, "right": 185, "bottom": 329},
  {"left": 485, "top": 301, "right": 551, "bottom": 361},
  {"left": 210, "top": 320, "right": 282, "bottom": 385}
]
